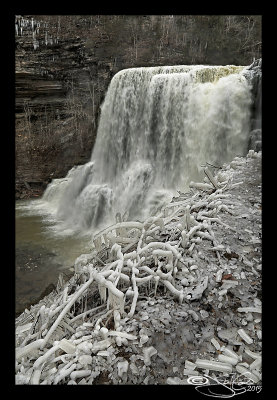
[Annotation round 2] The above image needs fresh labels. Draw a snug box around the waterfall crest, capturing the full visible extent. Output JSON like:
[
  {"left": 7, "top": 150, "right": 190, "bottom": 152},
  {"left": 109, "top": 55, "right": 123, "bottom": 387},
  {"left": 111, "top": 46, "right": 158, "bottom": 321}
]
[{"left": 42, "top": 64, "right": 255, "bottom": 233}]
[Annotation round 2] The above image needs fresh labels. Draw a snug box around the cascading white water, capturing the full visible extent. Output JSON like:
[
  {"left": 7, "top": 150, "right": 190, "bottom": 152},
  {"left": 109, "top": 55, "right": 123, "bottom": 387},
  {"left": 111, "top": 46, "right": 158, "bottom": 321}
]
[{"left": 41, "top": 64, "right": 254, "bottom": 233}]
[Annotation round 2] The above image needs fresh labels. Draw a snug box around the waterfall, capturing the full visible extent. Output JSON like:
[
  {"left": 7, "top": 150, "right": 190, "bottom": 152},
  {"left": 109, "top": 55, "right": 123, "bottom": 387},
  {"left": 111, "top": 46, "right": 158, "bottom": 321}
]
[{"left": 42, "top": 64, "right": 258, "bottom": 233}]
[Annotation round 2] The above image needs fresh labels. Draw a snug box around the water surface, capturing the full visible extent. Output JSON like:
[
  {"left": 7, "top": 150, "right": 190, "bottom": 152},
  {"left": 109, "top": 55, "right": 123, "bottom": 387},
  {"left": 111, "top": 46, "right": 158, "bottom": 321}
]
[{"left": 16, "top": 199, "right": 92, "bottom": 315}]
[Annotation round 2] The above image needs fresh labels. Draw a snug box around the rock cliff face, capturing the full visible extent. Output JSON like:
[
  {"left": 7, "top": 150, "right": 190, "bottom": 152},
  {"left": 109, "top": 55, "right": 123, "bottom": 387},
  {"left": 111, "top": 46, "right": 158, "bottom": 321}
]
[
  {"left": 15, "top": 15, "right": 262, "bottom": 199},
  {"left": 243, "top": 59, "right": 262, "bottom": 152}
]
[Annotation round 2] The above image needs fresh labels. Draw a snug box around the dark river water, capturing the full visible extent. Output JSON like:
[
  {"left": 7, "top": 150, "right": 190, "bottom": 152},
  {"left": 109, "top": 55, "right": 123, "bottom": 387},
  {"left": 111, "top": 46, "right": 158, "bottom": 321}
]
[{"left": 15, "top": 200, "right": 92, "bottom": 316}]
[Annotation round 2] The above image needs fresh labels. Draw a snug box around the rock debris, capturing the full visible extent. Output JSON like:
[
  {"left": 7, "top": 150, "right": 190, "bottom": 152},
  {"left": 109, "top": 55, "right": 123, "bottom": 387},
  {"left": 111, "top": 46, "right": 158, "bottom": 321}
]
[{"left": 15, "top": 150, "right": 261, "bottom": 385}]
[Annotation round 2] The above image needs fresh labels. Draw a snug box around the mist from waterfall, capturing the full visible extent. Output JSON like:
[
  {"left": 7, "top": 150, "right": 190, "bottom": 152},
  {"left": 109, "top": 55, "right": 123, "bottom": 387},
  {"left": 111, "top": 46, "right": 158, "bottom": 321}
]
[{"left": 41, "top": 64, "right": 253, "bottom": 234}]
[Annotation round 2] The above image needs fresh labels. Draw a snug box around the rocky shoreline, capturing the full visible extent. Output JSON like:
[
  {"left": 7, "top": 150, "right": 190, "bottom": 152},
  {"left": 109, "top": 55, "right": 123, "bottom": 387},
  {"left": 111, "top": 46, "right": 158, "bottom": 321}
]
[{"left": 15, "top": 150, "right": 261, "bottom": 385}]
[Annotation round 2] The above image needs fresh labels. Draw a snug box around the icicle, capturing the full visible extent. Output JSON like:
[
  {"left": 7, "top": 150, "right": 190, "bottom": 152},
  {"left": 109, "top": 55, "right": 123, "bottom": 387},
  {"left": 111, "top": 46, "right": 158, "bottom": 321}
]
[
  {"left": 98, "top": 284, "right": 107, "bottom": 303},
  {"left": 154, "top": 276, "right": 159, "bottom": 296},
  {"left": 185, "top": 205, "right": 191, "bottom": 230}
]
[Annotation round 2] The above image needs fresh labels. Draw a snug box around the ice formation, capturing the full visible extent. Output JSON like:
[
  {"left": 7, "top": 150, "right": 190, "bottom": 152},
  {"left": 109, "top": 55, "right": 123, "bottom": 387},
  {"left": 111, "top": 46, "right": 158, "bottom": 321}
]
[
  {"left": 15, "top": 151, "right": 262, "bottom": 385},
  {"left": 15, "top": 56, "right": 261, "bottom": 385}
]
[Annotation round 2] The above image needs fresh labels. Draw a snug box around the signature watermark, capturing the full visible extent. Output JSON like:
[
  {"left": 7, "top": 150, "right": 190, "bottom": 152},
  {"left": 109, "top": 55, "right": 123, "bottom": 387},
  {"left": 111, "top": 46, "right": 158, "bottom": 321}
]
[{"left": 187, "top": 373, "right": 262, "bottom": 397}]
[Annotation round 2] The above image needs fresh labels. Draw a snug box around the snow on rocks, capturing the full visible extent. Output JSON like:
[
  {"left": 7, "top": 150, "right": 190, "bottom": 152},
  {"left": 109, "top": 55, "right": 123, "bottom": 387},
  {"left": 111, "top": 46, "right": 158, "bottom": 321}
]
[
  {"left": 143, "top": 346, "right": 157, "bottom": 366},
  {"left": 117, "top": 360, "right": 129, "bottom": 379},
  {"left": 15, "top": 150, "right": 261, "bottom": 385}
]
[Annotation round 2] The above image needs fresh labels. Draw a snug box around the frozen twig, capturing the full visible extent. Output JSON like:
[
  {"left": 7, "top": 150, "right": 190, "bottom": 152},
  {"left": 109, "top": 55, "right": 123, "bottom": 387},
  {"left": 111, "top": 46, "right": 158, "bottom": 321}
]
[
  {"left": 42, "top": 271, "right": 95, "bottom": 348},
  {"left": 204, "top": 167, "right": 219, "bottom": 189}
]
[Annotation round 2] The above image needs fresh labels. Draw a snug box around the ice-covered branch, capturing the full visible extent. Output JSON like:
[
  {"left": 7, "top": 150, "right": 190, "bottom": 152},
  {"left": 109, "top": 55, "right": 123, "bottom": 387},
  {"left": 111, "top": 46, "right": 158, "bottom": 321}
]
[{"left": 15, "top": 152, "right": 261, "bottom": 384}]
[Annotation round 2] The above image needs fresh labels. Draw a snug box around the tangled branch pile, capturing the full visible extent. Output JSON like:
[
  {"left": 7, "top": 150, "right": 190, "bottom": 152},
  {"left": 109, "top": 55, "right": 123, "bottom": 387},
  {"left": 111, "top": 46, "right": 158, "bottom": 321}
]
[{"left": 15, "top": 150, "right": 262, "bottom": 385}]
